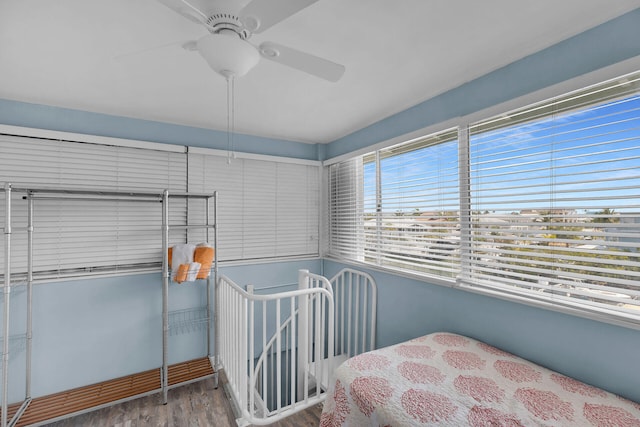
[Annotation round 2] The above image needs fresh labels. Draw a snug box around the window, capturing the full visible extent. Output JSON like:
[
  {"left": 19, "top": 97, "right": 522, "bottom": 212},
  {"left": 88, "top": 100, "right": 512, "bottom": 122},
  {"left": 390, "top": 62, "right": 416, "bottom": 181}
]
[
  {"left": 188, "top": 151, "right": 320, "bottom": 262},
  {"left": 328, "top": 158, "right": 364, "bottom": 260},
  {"left": 463, "top": 72, "right": 640, "bottom": 321},
  {"left": 0, "top": 135, "right": 321, "bottom": 280},
  {"left": 0, "top": 135, "right": 187, "bottom": 279},
  {"left": 328, "top": 129, "right": 460, "bottom": 279},
  {"left": 328, "top": 70, "right": 640, "bottom": 326}
]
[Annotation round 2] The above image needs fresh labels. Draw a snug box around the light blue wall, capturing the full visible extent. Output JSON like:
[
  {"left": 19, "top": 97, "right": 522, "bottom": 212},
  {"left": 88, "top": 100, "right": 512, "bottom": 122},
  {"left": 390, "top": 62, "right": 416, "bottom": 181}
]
[
  {"left": 324, "top": 7, "right": 640, "bottom": 160},
  {"left": 220, "top": 259, "right": 321, "bottom": 288},
  {"left": 322, "top": 260, "right": 640, "bottom": 403},
  {"left": 3, "top": 259, "right": 321, "bottom": 402},
  {"left": 7, "top": 257, "right": 638, "bottom": 403},
  {"left": 0, "top": 99, "right": 319, "bottom": 161},
  {"left": 6, "top": 273, "right": 201, "bottom": 401}
]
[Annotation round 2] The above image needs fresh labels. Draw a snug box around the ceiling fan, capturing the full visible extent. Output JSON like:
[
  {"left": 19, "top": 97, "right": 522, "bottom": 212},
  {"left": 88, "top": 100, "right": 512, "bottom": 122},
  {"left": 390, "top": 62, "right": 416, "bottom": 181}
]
[{"left": 158, "top": 0, "right": 345, "bottom": 82}]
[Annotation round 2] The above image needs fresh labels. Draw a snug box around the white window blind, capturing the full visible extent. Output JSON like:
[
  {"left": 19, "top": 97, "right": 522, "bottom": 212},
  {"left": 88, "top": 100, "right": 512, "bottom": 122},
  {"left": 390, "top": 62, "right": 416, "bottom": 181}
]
[
  {"left": 0, "top": 135, "right": 187, "bottom": 278},
  {"left": 328, "top": 129, "right": 460, "bottom": 279},
  {"left": 188, "top": 152, "right": 320, "bottom": 262},
  {"left": 375, "top": 132, "right": 460, "bottom": 278},
  {"left": 463, "top": 72, "right": 640, "bottom": 322},
  {"left": 328, "top": 158, "right": 364, "bottom": 260},
  {"left": 327, "top": 70, "right": 640, "bottom": 327}
]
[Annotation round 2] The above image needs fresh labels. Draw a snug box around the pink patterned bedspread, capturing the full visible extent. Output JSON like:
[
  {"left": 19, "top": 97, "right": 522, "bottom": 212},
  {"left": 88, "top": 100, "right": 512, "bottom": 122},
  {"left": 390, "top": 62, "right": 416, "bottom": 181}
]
[{"left": 320, "top": 332, "right": 640, "bottom": 426}]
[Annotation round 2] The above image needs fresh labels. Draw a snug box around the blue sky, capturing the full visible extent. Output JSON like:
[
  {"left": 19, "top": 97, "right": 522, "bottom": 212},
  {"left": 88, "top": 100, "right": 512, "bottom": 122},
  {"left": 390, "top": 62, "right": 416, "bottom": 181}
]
[{"left": 363, "top": 93, "right": 640, "bottom": 214}]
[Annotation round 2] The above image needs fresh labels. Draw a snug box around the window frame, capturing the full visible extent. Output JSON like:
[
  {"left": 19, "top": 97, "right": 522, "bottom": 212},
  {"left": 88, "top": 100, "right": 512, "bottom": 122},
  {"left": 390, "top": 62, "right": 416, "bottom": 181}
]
[
  {"left": 328, "top": 129, "right": 461, "bottom": 279},
  {"left": 326, "top": 69, "right": 640, "bottom": 330}
]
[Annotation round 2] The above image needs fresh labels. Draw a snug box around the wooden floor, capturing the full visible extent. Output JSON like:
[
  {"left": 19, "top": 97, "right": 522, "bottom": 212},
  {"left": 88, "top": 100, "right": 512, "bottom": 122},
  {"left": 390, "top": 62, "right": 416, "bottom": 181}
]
[
  {"left": 4, "top": 358, "right": 216, "bottom": 427},
  {"left": 41, "top": 375, "right": 323, "bottom": 427}
]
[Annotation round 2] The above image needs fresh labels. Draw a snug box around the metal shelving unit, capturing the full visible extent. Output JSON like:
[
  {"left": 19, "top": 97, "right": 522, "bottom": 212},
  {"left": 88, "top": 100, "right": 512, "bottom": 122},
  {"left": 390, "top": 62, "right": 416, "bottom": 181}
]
[
  {"left": 0, "top": 183, "right": 218, "bottom": 427},
  {"left": 160, "top": 189, "right": 219, "bottom": 404},
  {"left": 1, "top": 183, "right": 31, "bottom": 427}
]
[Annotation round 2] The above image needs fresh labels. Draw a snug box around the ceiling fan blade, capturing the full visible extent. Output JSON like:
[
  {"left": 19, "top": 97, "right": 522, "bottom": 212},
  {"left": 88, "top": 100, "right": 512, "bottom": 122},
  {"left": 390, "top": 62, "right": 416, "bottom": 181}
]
[
  {"left": 258, "top": 42, "right": 344, "bottom": 82},
  {"left": 113, "top": 40, "right": 194, "bottom": 61},
  {"left": 240, "top": 0, "right": 318, "bottom": 33},
  {"left": 157, "top": 0, "right": 208, "bottom": 25}
]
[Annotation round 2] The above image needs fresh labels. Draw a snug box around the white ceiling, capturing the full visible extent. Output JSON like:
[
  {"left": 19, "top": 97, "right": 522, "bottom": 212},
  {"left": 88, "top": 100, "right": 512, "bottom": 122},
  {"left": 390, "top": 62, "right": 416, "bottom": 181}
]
[{"left": 1, "top": 1, "right": 638, "bottom": 145}]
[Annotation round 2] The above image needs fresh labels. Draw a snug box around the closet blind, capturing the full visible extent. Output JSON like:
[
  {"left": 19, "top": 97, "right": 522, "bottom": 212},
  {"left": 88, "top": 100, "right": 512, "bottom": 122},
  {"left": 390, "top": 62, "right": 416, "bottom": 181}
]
[
  {"left": 0, "top": 135, "right": 187, "bottom": 278},
  {"left": 187, "top": 152, "right": 320, "bottom": 262},
  {"left": 463, "top": 72, "right": 640, "bottom": 319}
]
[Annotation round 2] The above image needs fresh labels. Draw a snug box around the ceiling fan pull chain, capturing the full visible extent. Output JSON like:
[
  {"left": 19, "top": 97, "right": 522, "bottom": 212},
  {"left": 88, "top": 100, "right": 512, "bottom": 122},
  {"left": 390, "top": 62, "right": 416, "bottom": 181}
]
[
  {"left": 231, "top": 75, "right": 236, "bottom": 160},
  {"left": 226, "top": 75, "right": 235, "bottom": 165}
]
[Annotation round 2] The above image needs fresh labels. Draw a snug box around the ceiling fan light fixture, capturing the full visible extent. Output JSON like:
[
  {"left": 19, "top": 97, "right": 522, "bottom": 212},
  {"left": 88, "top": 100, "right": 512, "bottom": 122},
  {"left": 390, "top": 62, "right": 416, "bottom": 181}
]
[{"left": 197, "top": 32, "right": 260, "bottom": 78}]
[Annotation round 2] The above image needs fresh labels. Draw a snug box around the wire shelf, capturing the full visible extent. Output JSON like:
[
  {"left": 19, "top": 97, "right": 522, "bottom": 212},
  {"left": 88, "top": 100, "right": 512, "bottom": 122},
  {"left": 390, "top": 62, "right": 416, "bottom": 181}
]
[
  {"left": 168, "top": 266, "right": 213, "bottom": 284},
  {"left": 168, "top": 307, "right": 210, "bottom": 336}
]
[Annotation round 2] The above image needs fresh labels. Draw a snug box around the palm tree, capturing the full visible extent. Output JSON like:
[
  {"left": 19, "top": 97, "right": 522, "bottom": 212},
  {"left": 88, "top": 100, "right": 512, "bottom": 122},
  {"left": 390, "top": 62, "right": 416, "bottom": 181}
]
[{"left": 593, "top": 208, "right": 619, "bottom": 223}]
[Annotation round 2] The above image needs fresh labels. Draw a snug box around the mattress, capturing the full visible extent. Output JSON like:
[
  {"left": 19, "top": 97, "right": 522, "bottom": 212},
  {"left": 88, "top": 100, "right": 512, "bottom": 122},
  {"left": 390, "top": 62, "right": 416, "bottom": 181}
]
[{"left": 320, "top": 332, "right": 640, "bottom": 426}]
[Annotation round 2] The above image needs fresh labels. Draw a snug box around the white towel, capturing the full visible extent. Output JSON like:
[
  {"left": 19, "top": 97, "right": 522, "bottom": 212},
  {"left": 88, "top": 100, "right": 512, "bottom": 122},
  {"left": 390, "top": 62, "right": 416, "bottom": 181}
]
[
  {"left": 171, "top": 243, "right": 196, "bottom": 281},
  {"left": 186, "top": 262, "right": 201, "bottom": 282}
]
